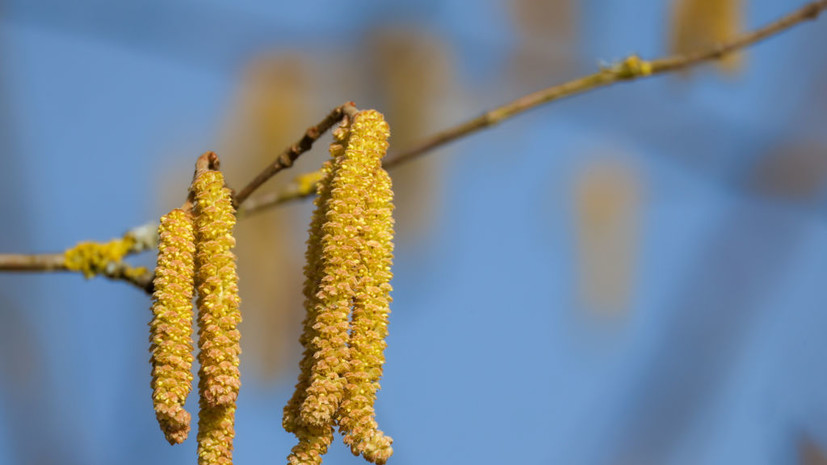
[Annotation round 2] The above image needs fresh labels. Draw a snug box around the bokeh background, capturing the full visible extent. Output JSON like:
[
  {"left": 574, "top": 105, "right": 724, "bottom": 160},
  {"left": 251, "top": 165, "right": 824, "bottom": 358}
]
[{"left": 1, "top": 0, "right": 827, "bottom": 464}]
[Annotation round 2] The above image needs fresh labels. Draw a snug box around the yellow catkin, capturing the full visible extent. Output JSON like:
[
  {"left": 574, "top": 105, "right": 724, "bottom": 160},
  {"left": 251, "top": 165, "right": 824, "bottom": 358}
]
[
  {"left": 284, "top": 122, "right": 349, "bottom": 434},
  {"left": 149, "top": 208, "right": 196, "bottom": 445},
  {"left": 670, "top": 0, "right": 742, "bottom": 73},
  {"left": 298, "top": 121, "right": 363, "bottom": 428},
  {"left": 197, "top": 402, "right": 236, "bottom": 465},
  {"left": 287, "top": 110, "right": 395, "bottom": 465},
  {"left": 193, "top": 170, "right": 242, "bottom": 408},
  {"left": 192, "top": 170, "right": 241, "bottom": 465},
  {"left": 336, "top": 112, "right": 394, "bottom": 464}
]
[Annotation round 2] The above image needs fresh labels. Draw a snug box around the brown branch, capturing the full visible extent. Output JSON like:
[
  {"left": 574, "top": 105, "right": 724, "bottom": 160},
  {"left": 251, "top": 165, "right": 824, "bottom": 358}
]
[
  {"left": 0, "top": 253, "right": 66, "bottom": 272},
  {"left": 232, "top": 102, "right": 356, "bottom": 208},
  {"left": 237, "top": 0, "right": 827, "bottom": 215}
]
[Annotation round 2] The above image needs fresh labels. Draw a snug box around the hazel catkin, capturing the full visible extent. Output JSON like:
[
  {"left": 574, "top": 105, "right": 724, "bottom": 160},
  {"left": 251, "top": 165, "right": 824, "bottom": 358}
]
[
  {"left": 283, "top": 135, "right": 344, "bottom": 434},
  {"left": 286, "top": 109, "right": 395, "bottom": 465},
  {"left": 298, "top": 122, "right": 359, "bottom": 428},
  {"left": 192, "top": 169, "right": 242, "bottom": 465},
  {"left": 334, "top": 111, "right": 394, "bottom": 464},
  {"left": 193, "top": 170, "right": 242, "bottom": 409},
  {"left": 149, "top": 208, "right": 196, "bottom": 445}
]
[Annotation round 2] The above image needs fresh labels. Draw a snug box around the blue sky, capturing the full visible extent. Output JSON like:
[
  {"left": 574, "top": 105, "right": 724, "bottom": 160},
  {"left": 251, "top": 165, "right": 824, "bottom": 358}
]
[{"left": 1, "top": 1, "right": 827, "bottom": 464}]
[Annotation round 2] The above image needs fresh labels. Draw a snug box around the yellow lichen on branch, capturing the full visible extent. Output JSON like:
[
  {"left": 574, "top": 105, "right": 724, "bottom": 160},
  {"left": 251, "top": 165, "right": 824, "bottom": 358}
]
[{"left": 64, "top": 235, "right": 148, "bottom": 280}]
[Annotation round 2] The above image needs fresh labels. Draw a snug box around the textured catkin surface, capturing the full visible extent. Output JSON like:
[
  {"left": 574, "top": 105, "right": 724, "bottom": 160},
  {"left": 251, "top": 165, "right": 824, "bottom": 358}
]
[
  {"left": 193, "top": 171, "right": 242, "bottom": 408},
  {"left": 192, "top": 170, "right": 241, "bottom": 465},
  {"left": 283, "top": 122, "right": 351, "bottom": 465},
  {"left": 286, "top": 110, "right": 395, "bottom": 465},
  {"left": 283, "top": 128, "right": 344, "bottom": 434},
  {"left": 197, "top": 402, "right": 237, "bottom": 465},
  {"left": 298, "top": 122, "right": 362, "bottom": 428},
  {"left": 339, "top": 169, "right": 394, "bottom": 464},
  {"left": 149, "top": 208, "right": 196, "bottom": 445},
  {"left": 336, "top": 112, "right": 394, "bottom": 464}
]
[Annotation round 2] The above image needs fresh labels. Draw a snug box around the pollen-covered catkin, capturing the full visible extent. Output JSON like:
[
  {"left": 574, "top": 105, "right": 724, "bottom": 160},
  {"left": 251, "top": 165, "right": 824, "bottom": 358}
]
[
  {"left": 286, "top": 109, "right": 396, "bottom": 465},
  {"left": 193, "top": 170, "right": 242, "bottom": 409},
  {"left": 149, "top": 208, "right": 196, "bottom": 445},
  {"left": 283, "top": 123, "right": 347, "bottom": 434},
  {"left": 197, "top": 395, "right": 237, "bottom": 465},
  {"left": 298, "top": 122, "right": 361, "bottom": 428},
  {"left": 335, "top": 111, "right": 394, "bottom": 464},
  {"left": 192, "top": 169, "right": 241, "bottom": 465}
]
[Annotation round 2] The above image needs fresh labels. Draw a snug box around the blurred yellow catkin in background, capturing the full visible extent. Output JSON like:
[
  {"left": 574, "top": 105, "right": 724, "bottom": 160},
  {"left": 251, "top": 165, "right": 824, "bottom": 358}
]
[
  {"left": 509, "top": 0, "right": 577, "bottom": 86},
  {"left": 670, "top": 0, "right": 743, "bottom": 74},
  {"left": 574, "top": 157, "right": 641, "bottom": 316},
  {"left": 365, "top": 29, "right": 456, "bottom": 242},
  {"left": 192, "top": 169, "right": 242, "bottom": 465},
  {"left": 219, "top": 55, "right": 313, "bottom": 381}
]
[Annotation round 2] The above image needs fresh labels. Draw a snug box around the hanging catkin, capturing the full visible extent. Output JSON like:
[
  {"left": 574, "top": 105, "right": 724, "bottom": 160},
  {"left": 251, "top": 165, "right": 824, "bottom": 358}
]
[
  {"left": 286, "top": 109, "right": 395, "bottom": 465},
  {"left": 298, "top": 120, "right": 362, "bottom": 428},
  {"left": 283, "top": 121, "right": 349, "bottom": 434},
  {"left": 335, "top": 111, "right": 394, "bottom": 465},
  {"left": 149, "top": 208, "right": 196, "bottom": 445},
  {"left": 284, "top": 122, "right": 350, "bottom": 465},
  {"left": 192, "top": 169, "right": 242, "bottom": 465}
]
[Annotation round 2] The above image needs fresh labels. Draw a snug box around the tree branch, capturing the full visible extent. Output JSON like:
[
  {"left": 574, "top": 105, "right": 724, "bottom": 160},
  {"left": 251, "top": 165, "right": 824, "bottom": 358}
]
[
  {"left": 0, "top": 215, "right": 160, "bottom": 291},
  {"left": 238, "top": 0, "right": 827, "bottom": 215},
  {"left": 0, "top": 252, "right": 154, "bottom": 291}
]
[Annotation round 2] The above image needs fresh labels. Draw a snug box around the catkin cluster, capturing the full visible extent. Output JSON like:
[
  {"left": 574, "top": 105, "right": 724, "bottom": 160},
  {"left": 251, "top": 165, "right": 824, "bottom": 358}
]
[
  {"left": 149, "top": 161, "right": 241, "bottom": 465},
  {"left": 284, "top": 110, "right": 395, "bottom": 465}
]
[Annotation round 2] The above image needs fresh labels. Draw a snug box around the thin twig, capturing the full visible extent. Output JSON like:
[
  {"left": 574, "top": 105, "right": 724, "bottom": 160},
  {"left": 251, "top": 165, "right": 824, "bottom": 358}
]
[
  {"left": 0, "top": 253, "right": 66, "bottom": 272},
  {"left": 238, "top": 0, "right": 827, "bottom": 214},
  {"left": 232, "top": 102, "right": 356, "bottom": 208}
]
